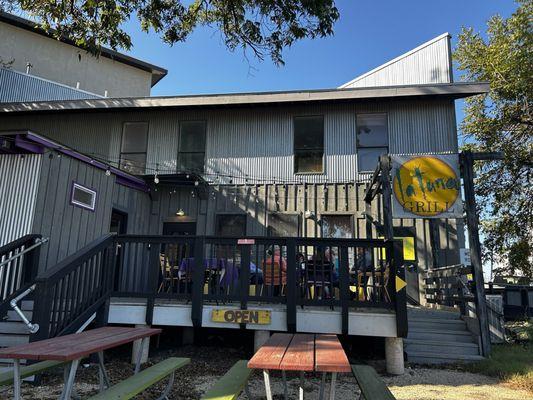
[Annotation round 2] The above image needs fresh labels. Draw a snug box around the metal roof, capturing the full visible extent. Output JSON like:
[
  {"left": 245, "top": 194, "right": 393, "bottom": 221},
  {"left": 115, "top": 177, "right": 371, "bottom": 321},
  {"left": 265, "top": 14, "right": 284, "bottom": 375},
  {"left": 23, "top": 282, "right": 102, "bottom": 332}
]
[
  {"left": 0, "top": 11, "right": 167, "bottom": 87},
  {"left": 0, "top": 82, "right": 489, "bottom": 114}
]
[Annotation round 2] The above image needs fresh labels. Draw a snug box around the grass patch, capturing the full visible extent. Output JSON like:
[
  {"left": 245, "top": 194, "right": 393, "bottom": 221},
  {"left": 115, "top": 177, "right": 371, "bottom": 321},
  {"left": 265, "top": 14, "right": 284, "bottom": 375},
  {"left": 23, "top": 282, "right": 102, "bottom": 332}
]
[{"left": 462, "top": 343, "right": 533, "bottom": 392}]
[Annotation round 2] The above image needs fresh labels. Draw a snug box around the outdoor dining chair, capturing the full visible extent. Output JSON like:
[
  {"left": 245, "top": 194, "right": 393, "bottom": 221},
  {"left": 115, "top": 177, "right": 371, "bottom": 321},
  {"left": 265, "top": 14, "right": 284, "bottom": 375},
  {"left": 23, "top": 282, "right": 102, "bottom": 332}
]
[{"left": 260, "top": 260, "right": 286, "bottom": 296}]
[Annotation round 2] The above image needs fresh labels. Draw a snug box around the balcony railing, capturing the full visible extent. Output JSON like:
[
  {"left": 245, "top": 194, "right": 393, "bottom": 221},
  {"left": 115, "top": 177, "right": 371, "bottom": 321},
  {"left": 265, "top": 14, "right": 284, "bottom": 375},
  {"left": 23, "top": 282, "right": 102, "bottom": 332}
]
[{"left": 112, "top": 235, "right": 407, "bottom": 336}]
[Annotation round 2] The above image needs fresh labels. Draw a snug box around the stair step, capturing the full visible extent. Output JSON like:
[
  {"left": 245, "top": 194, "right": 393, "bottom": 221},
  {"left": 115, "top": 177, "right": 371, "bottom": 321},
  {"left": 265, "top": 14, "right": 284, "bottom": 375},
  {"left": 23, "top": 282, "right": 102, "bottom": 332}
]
[
  {"left": 0, "top": 322, "right": 30, "bottom": 335},
  {"left": 407, "top": 351, "right": 484, "bottom": 365},
  {"left": 5, "top": 310, "right": 33, "bottom": 322},
  {"left": 20, "top": 300, "right": 34, "bottom": 311},
  {"left": 408, "top": 308, "right": 461, "bottom": 320},
  {"left": 0, "top": 334, "right": 29, "bottom": 347},
  {"left": 405, "top": 339, "right": 480, "bottom": 356},
  {"left": 408, "top": 329, "right": 474, "bottom": 343},
  {"left": 409, "top": 320, "right": 467, "bottom": 331}
]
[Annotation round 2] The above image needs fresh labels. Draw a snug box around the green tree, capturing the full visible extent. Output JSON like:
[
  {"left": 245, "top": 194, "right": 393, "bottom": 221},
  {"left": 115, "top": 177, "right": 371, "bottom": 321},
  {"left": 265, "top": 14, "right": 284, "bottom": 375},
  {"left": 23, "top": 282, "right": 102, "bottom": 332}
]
[
  {"left": 455, "top": 0, "right": 533, "bottom": 279},
  {"left": 0, "top": 0, "right": 339, "bottom": 65}
]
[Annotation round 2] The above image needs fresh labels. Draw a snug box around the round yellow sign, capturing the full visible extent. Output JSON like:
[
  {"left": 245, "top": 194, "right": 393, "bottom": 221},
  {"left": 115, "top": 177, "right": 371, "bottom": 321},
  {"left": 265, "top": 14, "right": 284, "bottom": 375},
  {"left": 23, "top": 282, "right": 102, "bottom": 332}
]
[{"left": 393, "top": 156, "right": 460, "bottom": 217}]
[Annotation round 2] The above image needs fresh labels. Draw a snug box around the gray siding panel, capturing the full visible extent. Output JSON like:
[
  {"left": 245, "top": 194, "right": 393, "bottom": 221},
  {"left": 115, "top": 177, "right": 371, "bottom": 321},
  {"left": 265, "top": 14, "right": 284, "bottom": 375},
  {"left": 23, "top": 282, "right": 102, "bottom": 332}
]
[
  {"left": 340, "top": 34, "right": 453, "bottom": 88},
  {"left": 0, "top": 68, "right": 101, "bottom": 103},
  {"left": 0, "top": 154, "right": 42, "bottom": 245},
  {"left": 0, "top": 99, "right": 458, "bottom": 184}
]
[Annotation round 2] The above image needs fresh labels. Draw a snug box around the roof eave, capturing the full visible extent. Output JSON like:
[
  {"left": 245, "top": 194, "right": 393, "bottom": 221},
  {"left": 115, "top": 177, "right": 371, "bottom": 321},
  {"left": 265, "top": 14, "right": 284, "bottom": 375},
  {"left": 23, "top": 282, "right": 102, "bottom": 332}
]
[{"left": 0, "top": 82, "right": 489, "bottom": 114}]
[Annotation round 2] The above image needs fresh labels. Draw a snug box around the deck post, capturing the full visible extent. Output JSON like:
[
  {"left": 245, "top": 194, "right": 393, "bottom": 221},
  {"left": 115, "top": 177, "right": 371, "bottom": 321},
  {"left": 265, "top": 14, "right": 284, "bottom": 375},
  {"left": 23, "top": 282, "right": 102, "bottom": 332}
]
[
  {"left": 254, "top": 330, "right": 270, "bottom": 352},
  {"left": 131, "top": 324, "right": 150, "bottom": 365},
  {"left": 385, "top": 337, "right": 404, "bottom": 375}
]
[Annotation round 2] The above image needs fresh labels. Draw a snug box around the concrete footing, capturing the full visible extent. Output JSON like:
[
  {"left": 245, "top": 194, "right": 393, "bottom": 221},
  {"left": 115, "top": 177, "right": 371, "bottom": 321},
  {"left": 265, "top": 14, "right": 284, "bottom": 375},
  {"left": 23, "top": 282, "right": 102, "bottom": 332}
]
[
  {"left": 131, "top": 324, "right": 150, "bottom": 365},
  {"left": 254, "top": 330, "right": 270, "bottom": 352},
  {"left": 385, "top": 337, "right": 404, "bottom": 375}
]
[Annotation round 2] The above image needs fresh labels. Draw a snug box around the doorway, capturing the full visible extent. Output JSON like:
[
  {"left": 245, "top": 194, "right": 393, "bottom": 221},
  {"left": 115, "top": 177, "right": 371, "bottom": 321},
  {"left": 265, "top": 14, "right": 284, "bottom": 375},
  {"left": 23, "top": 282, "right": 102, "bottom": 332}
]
[{"left": 110, "top": 209, "right": 128, "bottom": 234}]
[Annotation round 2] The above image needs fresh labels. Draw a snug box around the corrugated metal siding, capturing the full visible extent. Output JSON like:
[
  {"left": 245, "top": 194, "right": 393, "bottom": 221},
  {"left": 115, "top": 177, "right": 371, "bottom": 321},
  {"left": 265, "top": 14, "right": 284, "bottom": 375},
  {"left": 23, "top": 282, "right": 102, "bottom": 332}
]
[
  {"left": 0, "top": 154, "right": 42, "bottom": 245},
  {"left": 0, "top": 68, "right": 102, "bottom": 103},
  {"left": 0, "top": 99, "right": 458, "bottom": 183},
  {"left": 340, "top": 34, "right": 452, "bottom": 88}
]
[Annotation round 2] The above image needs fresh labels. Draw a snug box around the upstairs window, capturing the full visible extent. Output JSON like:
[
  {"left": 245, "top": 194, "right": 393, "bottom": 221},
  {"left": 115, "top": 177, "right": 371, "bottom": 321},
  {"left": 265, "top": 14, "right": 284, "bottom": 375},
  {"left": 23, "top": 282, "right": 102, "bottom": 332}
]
[
  {"left": 216, "top": 214, "right": 246, "bottom": 237},
  {"left": 356, "top": 113, "right": 389, "bottom": 172},
  {"left": 178, "top": 121, "right": 206, "bottom": 173},
  {"left": 294, "top": 115, "right": 324, "bottom": 173},
  {"left": 268, "top": 213, "right": 300, "bottom": 237},
  {"left": 120, "top": 122, "right": 148, "bottom": 175}
]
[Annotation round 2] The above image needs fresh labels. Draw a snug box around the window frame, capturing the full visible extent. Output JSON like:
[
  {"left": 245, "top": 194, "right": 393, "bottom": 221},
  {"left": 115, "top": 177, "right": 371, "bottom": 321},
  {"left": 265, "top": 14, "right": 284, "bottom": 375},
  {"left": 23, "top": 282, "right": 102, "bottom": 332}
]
[
  {"left": 215, "top": 213, "right": 247, "bottom": 237},
  {"left": 320, "top": 214, "right": 354, "bottom": 239},
  {"left": 119, "top": 121, "right": 149, "bottom": 175},
  {"left": 70, "top": 182, "right": 97, "bottom": 211},
  {"left": 356, "top": 113, "right": 389, "bottom": 173},
  {"left": 177, "top": 120, "right": 207, "bottom": 173},
  {"left": 267, "top": 212, "right": 301, "bottom": 237},
  {"left": 293, "top": 115, "right": 325, "bottom": 175}
]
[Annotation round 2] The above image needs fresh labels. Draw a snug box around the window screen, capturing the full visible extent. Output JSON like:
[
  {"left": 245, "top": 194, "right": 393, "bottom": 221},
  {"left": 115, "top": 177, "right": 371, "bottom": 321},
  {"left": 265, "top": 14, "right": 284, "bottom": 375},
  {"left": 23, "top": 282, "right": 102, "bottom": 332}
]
[
  {"left": 216, "top": 214, "right": 246, "bottom": 237},
  {"left": 294, "top": 116, "right": 324, "bottom": 173},
  {"left": 120, "top": 122, "right": 148, "bottom": 175},
  {"left": 268, "top": 213, "right": 299, "bottom": 237},
  {"left": 321, "top": 215, "right": 353, "bottom": 238},
  {"left": 356, "top": 113, "right": 388, "bottom": 172},
  {"left": 178, "top": 121, "right": 206, "bottom": 173},
  {"left": 71, "top": 183, "right": 96, "bottom": 211}
]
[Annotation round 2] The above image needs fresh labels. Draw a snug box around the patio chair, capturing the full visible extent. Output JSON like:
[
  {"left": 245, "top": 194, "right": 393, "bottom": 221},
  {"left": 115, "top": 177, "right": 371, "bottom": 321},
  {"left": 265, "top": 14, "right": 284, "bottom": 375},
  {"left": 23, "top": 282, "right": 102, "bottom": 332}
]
[
  {"left": 260, "top": 260, "right": 286, "bottom": 296},
  {"left": 158, "top": 254, "right": 178, "bottom": 293}
]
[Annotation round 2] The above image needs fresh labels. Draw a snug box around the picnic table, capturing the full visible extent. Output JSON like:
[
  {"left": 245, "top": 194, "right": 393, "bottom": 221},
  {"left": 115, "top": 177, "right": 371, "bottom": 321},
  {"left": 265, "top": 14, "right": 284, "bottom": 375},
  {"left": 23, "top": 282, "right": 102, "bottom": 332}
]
[
  {"left": 248, "top": 333, "right": 350, "bottom": 400},
  {"left": 0, "top": 326, "right": 161, "bottom": 400}
]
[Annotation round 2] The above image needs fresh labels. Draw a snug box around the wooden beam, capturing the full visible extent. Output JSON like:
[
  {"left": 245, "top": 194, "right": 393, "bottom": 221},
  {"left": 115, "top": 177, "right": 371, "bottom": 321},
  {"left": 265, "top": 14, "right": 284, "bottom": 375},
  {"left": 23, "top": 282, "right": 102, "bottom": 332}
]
[{"left": 460, "top": 151, "right": 491, "bottom": 357}]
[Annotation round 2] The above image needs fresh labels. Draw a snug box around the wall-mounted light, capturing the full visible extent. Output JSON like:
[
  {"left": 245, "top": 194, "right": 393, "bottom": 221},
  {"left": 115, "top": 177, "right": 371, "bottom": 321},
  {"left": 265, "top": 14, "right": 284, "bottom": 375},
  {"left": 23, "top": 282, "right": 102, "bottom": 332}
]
[{"left": 175, "top": 209, "right": 185, "bottom": 217}]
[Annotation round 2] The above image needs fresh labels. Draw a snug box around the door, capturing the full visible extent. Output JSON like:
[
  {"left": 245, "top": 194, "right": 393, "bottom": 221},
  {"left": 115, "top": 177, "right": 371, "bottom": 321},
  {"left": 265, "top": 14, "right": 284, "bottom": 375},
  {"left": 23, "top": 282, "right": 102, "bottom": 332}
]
[{"left": 110, "top": 209, "right": 128, "bottom": 234}]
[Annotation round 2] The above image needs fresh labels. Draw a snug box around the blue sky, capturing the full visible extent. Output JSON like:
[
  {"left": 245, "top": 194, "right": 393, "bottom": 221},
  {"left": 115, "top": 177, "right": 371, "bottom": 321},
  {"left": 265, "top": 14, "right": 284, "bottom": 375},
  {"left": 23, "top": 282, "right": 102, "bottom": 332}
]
[{"left": 123, "top": 0, "right": 517, "bottom": 97}]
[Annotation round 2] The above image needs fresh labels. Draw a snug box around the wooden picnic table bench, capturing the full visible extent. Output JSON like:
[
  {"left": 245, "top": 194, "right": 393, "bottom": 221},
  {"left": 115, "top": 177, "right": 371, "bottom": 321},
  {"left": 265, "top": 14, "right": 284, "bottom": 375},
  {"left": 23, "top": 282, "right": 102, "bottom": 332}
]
[
  {"left": 201, "top": 360, "right": 253, "bottom": 400},
  {"left": 0, "top": 326, "right": 161, "bottom": 400},
  {"left": 351, "top": 364, "right": 396, "bottom": 400},
  {"left": 248, "top": 333, "right": 350, "bottom": 400}
]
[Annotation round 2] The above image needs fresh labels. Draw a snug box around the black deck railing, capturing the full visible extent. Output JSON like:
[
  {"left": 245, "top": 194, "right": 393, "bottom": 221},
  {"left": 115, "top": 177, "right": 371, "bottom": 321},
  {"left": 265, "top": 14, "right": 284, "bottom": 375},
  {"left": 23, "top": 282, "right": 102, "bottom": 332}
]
[
  {"left": 113, "top": 235, "right": 407, "bottom": 336},
  {"left": 0, "top": 233, "right": 407, "bottom": 342}
]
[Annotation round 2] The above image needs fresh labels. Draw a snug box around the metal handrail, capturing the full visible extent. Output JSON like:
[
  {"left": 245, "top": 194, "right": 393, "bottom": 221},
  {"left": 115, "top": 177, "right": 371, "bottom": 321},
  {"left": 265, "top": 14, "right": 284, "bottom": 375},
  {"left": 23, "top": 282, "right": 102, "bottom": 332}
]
[
  {"left": 0, "top": 237, "right": 49, "bottom": 269},
  {"left": 9, "top": 284, "right": 39, "bottom": 333}
]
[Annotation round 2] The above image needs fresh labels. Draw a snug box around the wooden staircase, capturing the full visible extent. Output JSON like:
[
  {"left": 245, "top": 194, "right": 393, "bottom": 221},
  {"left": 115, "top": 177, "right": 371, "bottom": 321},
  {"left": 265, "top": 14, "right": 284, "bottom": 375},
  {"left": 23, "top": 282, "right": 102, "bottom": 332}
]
[{"left": 404, "top": 307, "right": 484, "bottom": 364}]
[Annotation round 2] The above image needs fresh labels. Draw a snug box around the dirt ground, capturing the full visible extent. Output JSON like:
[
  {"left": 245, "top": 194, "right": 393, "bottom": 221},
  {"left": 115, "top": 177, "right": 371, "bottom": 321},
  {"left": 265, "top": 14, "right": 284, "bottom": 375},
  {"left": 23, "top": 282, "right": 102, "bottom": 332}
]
[{"left": 1, "top": 343, "right": 531, "bottom": 400}]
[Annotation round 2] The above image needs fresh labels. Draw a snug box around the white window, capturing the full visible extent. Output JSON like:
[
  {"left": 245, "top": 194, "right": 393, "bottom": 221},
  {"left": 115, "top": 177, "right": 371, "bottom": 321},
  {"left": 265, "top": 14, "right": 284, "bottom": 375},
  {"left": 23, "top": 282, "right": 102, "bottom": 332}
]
[
  {"left": 357, "top": 113, "right": 389, "bottom": 172},
  {"left": 120, "top": 122, "right": 149, "bottom": 174},
  {"left": 71, "top": 183, "right": 97, "bottom": 211}
]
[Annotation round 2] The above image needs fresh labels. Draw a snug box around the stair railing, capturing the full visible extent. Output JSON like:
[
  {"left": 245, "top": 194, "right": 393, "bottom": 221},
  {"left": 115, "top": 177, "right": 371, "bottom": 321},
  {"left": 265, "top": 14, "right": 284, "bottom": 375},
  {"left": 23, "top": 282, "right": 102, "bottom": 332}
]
[
  {"left": 9, "top": 284, "right": 39, "bottom": 333},
  {"left": 30, "top": 234, "right": 116, "bottom": 342}
]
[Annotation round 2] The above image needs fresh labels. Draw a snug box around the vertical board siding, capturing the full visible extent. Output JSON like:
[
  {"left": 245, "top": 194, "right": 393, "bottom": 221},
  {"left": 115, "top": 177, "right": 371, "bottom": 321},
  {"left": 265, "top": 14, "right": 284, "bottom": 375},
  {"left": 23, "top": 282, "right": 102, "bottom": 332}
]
[
  {"left": 0, "top": 154, "right": 42, "bottom": 245},
  {"left": 0, "top": 99, "right": 457, "bottom": 183},
  {"left": 32, "top": 154, "right": 116, "bottom": 272},
  {"left": 0, "top": 68, "right": 102, "bottom": 103},
  {"left": 340, "top": 34, "right": 452, "bottom": 88}
]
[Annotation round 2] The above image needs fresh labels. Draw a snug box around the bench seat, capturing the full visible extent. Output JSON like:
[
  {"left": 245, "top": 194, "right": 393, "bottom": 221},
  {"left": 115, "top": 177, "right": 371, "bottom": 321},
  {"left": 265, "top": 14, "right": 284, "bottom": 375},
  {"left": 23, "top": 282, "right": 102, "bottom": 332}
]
[
  {"left": 201, "top": 360, "right": 252, "bottom": 400},
  {"left": 0, "top": 360, "right": 65, "bottom": 386},
  {"left": 351, "top": 364, "right": 396, "bottom": 400},
  {"left": 89, "top": 357, "right": 190, "bottom": 400}
]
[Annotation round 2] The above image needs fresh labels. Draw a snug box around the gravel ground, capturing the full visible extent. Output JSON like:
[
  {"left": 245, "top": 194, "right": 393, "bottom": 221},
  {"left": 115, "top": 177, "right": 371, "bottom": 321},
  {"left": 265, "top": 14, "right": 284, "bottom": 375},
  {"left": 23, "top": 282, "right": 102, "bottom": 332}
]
[{"left": 0, "top": 343, "right": 530, "bottom": 399}]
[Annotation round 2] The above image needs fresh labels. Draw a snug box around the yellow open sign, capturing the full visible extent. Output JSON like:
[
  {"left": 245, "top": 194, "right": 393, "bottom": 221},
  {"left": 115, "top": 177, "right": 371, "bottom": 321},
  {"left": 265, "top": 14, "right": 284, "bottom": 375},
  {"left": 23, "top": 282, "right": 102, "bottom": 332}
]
[{"left": 211, "top": 309, "right": 271, "bottom": 325}]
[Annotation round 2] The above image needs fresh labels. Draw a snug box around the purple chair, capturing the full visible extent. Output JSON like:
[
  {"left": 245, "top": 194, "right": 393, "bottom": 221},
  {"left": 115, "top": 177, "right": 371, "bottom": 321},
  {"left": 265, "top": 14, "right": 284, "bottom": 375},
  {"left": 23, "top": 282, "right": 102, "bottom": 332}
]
[{"left": 219, "top": 260, "right": 239, "bottom": 292}]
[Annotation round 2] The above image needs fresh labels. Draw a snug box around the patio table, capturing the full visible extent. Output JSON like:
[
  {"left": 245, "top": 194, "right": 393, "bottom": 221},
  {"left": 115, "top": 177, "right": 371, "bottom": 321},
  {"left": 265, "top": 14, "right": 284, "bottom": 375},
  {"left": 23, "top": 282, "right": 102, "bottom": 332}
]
[
  {"left": 0, "top": 326, "right": 161, "bottom": 400},
  {"left": 248, "top": 333, "right": 350, "bottom": 400}
]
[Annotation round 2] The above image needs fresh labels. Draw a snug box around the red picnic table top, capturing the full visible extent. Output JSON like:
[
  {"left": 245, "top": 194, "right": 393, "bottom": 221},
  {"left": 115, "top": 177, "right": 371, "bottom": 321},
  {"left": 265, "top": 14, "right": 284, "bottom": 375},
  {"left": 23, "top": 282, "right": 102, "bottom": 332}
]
[
  {"left": 248, "top": 333, "right": 351, "bottom": 373},
  {"left": 0, "top": 326, "right": 161, "bottom": 361}
]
